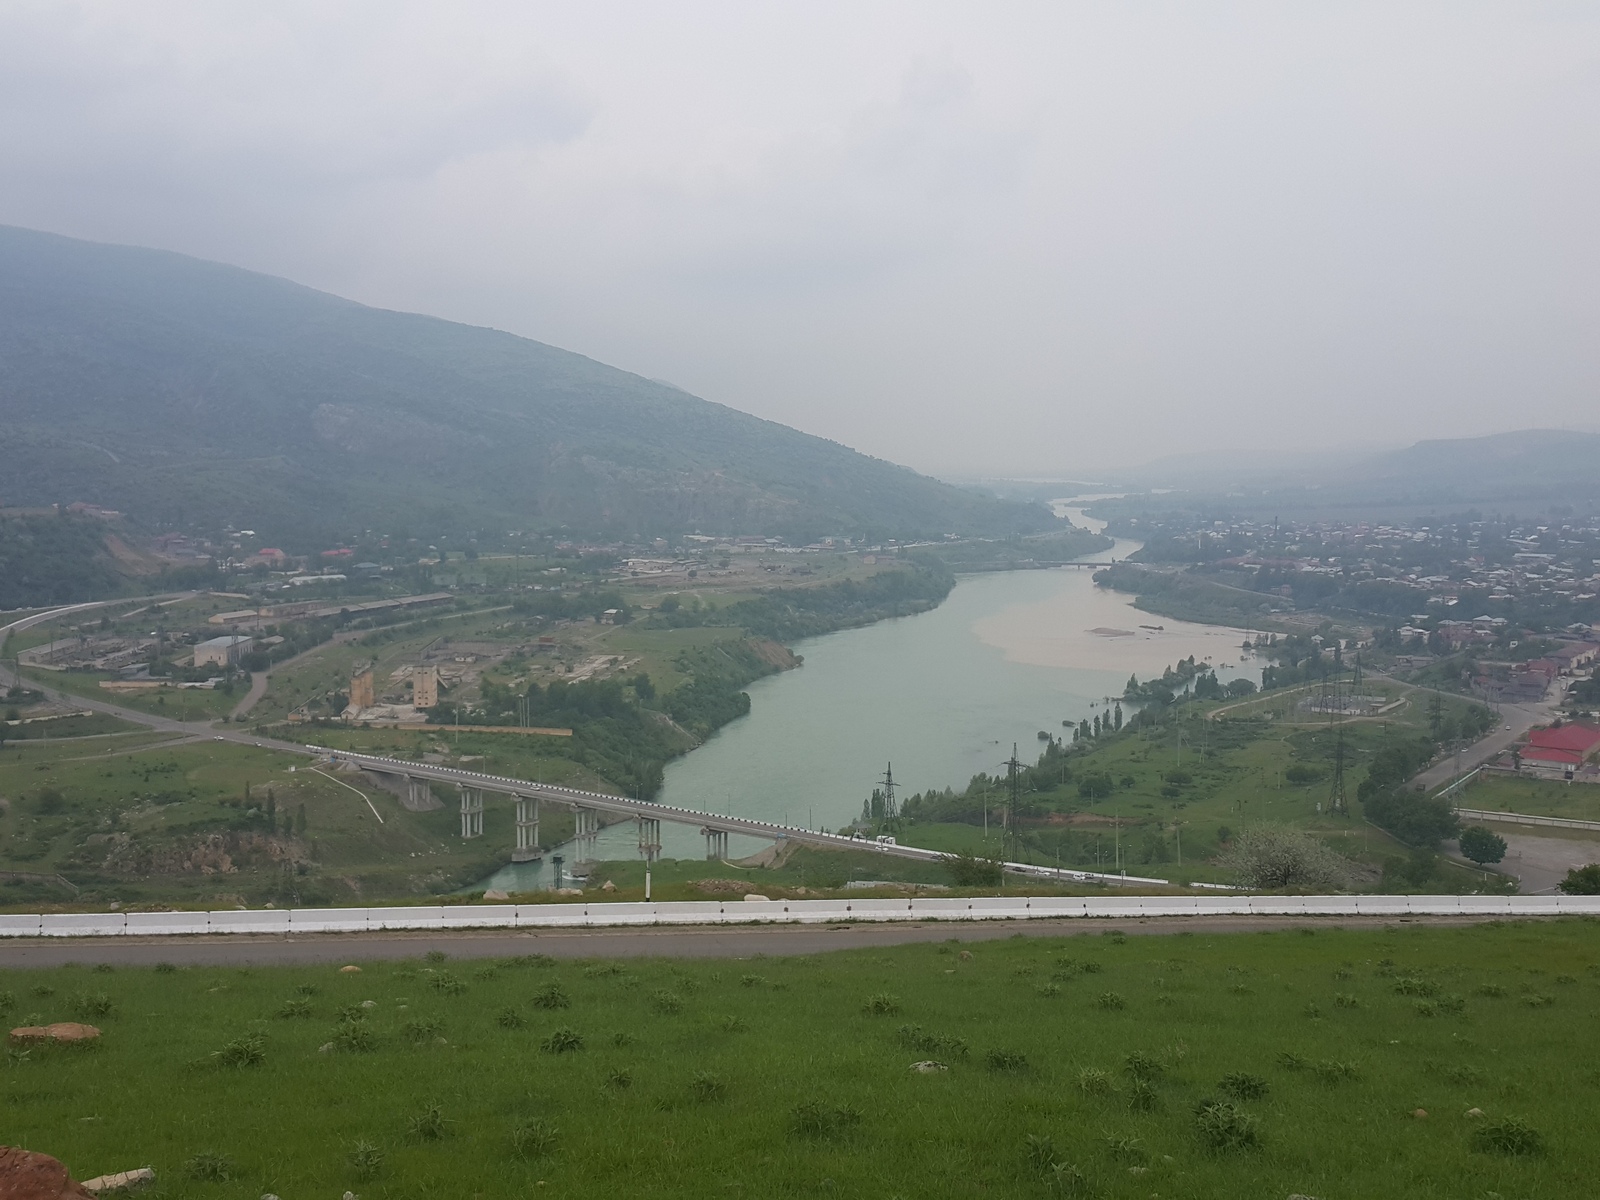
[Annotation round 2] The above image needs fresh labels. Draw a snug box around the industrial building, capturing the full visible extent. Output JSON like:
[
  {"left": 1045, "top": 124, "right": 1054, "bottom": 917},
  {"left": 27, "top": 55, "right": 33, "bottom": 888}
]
[{"left": 192, "top": 635, "right": 253, "bottom": 668}]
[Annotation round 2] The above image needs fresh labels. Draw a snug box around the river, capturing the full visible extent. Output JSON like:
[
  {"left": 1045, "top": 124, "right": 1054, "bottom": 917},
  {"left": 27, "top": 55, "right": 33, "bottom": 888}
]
[{"left": 478, "top": 501, "right": 1258, "bottom": 887}]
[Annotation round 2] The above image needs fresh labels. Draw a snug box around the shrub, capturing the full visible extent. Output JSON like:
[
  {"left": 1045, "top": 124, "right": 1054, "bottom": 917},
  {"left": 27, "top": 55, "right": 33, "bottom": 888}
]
[
  {"left": 277, "top": 997, "right": 313, "bottom": 1019},
  {"left": 1025, "top": 1133, "right": 1057, "bottom": 1172},
  {"left": 690, "top": 1071, "right": 728, "bottom": 1102},
  {"left": 649, "top": 990, "right": 682, "bottom": 1016},
  {"left": 1333, "top": 993, "right": 1360, "bottom": 1009},
  {"left": 606, "top": 1068, "right": 633, "bottom": 1090},
  {"left": 1217, "top": 1072, "right": 1268, "bottom": 1100},
  {"left": 154, "top": 963, "right": 177, "bottom": 974},
  {"left": 584, "top": 963, "right": 625, "bottom": 978},
  {"left": 739, "top": 974, "right": 768, "bottom": 988},
  {"left": 1076, "top": 1067, "right": 1114, "bottom": 1095},
  {"left": 1313, "top": 1059, "right": 1359, "bottom": 1084},
  {"left": 1123, "top": 1052, "right": 1164, "bottom": 1081},
  {"left": 1520, "top": 993, "right": 1555, "bottom": 1008},
  {"left": 1218, "top": 826, "right": 1355, "bottom": 890},
  {"left": 531, "top": 983, "right": 571, "bottom": 1010},
  {"left": 1474, "top": 983, "right": 1507, "bottom": 998},
  {"left": 184, "top": 1153, "right": 233, "bottom": 1181},
  {"left": 1194, "top": 1100, "right": 1261, "bottom": 1152},
  {"left": 511, "top": 1118, "right": 559, "bottom": 1159},
  {"left": 895, "top": 1024, "right": 969, "bottom": 1061},
  {"left": 0, "top": 991, "right": 12, "bottom": 1016},
  {"left": 1096, "top": 992, "right": 1127, "bottom": 1010},
  {"left": 348, "top": 1140, "right": 385, "bottom": 1180},
  {"left": 1394, "top": 976, "right": 1439, "bottom": 997},
  {"left": 790, "top": 1101, "right": 862, "bottom": 1140},
  {"left": 407, "top": 1104, "right": 449, "bottom": 1141},
  {"left": 334, "top": 1023, "right": 377, "bottom": 1053},
  {"left": 1559, "top": 864, "right": 1600, "bottom": 894},
  {"left": 719, "top": 1015, "right": 747, "bottom": 1032},
  {"left": 863, "top": 993, "right": 902, "bottom": 1016},
  {"left": 1049, "top": 1162, "right": 1090, "bottom": 1195},
  {"left": 1471, "top": 1117, "right": 1544, "bottom": 1156},
  {"left": 985, "top": 1049, "right": 1028, "bottom": 1072},
  {"left": 424, "top": 950, "right": 448, "bottom": 964},
  {"left": 472, "top": 965, "right": 500, "bottom": 982},
  {"left": 428, "top": 971, "right": 466, "bottom": 995},
  {"left": 497, "top": 1007, "right": 526, "bottom": 1030},
  {"left": 1275, "top": 1051, "right": 1307, "bottom": 1071},
  {"left": 70, "top": 993, "right": 115, "bottom": 1018},
  {"left": 1102, "top": 1134, "right": 1148, "bottom": 1164},
  {"left": 294, "top": 983, "right": 319, "bottom": 996},
  {"left": 1128, "top": 1078, "right": 1161, "bottom": 1112},
  {"left": 213, "top": 1033, "right": 266, "bottom": 1069},
  {"left": 541, "top": 1027, "right": 584, "bottom": 1054},
  {"left": 400, "top": 1017, "right": 443, "bottom": 1044},
  {"left": 1459, "top": 825, "right": 1507, "bottom": 865}
]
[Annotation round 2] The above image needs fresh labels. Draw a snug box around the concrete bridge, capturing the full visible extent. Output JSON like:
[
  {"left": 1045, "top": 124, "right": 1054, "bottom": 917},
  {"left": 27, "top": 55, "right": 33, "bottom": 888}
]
[{"left": 313, "top": 746, "right": 1164, "bottom": 887}]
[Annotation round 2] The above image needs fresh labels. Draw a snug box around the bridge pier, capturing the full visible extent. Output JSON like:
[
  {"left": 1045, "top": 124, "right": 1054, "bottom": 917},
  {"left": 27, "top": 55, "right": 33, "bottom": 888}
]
[
  {"left": 702, "top": 827, "right": 728, "bottom": 861},
  {"left": 513, "top": 795, "right": 542, "bottom": 862},
  {"left": 406, "top": 775, "right": 436, "bottom": 811},
  {"left": 637, "top": 816, "right": 661, "bottom": 862},
  {"left": 459, "top": 785, "right": 484, "bottom": 839},
  {"left": 572, "top": 806, "right": 599, "bottom": 865}
]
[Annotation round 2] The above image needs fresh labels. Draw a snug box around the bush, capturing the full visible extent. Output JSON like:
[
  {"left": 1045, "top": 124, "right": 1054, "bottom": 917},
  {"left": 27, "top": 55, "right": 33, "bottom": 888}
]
[
  {"left": 277, "top": 997, "right": 313, "bottom": 1019},
  {"left": 541, "top": 1027, "right": 584, "bottom": 1054},
  {"left": 1128, "top": 1078, "right": 1161, "bottom": 1112},
  {"left": 1559, "top": 864, "right": 1600, "bottom": 894},
  {"left": 1124, "top": 1052, "right": 1164, "bottom": 1081},
  {"left": 943, "top": 851, "right": 1004, "bottom": 887},
  {"left": 1194, "top": 1100, "right": 1261, "bottom": 1152},
  {"left": 70, "top": 993, "right": 115, "bottom": 1019},
  {"left": 428, "top": 971, "right": 467, "bottom": 995},
  {"left": 1471, "top": 1117, "right": 1544, "bottom": 1156},
  {"left": 1217, "top": 1072, "right": 1268, "bottom": 1100},
  {"left": 511, "top": 1118, "right": 559, "bottom": 1159},
  {"left": 985, "top": 1048, "right": 1028, "bottom": 1072},
  {"left": 1076, "top": 1067, "right": 1114, "bottom": 1095},
  {"left": 496, "top": 1007, "right": 526, "bottom": 1029},
  {"left": 1096, "top": 992, "right": 1127, "bottom": 1011},
  {"left": 401, "top": 1017, "right": 443, "bottom": 1044},
  {"left": 184, "top": 1153, "right": 234, "bottom": 1181},
  {"left": 1459, "top": 825, "right": 1507, "bottom": 865},
  {"left": 896, "top": 1024, "right": 969, "bottom": 1061},
  {"left": 213, "top": 1033, "right": 266, "bottom": 1069},
  {"left": 863, "top": 993, "right": 902, "bottom": 1016},
  {"left": 530, "top": 982, "right": 571, "bottom": 1010},
  {"left": 1219, "top": 826, "right": 1355, "bottom": 890},
  {"left": 407, "top": 1104, "right": 449, "bottom": 1141},
  {"left": 791, "top": 1101, "right": 863, "bottom": 1140},
  {"left": 348, "top": 1140, "right": 385, "bottom": 1180},
  {"left": 649, "top": 990, "right": 682, "bottom": 1015},
  {"left": 334, "top": 1023, "right": 377, "bottom": 1053},
  {"left": 690, "top": 1071, "right": 728, "bottom": 1102}
]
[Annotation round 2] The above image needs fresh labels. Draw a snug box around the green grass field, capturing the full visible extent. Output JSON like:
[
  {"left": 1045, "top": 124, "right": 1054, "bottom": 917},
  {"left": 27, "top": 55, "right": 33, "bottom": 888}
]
[
  {"left": 5, "top": 920, "right": 1598, "bottom": 1197},
  {"left": 1455, "top": 774, "right": 1600, "bottom": 822}
]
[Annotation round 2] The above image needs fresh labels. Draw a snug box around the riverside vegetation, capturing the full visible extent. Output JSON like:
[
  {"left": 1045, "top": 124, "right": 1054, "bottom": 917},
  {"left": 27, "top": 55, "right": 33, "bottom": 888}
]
[{"left": 4, "top": 921, "right": 1597, "bottom": 1198}]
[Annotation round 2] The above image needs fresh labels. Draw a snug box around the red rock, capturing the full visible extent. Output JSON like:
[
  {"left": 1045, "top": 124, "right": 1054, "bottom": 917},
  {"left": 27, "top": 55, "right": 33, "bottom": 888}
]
[
  {"left": 8, "top": 1023, "right": 101, "bottom": 1044},
  {"left": 0, "top": 1146, "right": 96, "bottom": 1199}
]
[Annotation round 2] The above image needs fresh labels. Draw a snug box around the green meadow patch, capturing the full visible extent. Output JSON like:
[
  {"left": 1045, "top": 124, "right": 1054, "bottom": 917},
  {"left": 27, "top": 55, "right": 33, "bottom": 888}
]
[{"left": 4, "top": 920, "right": 1599, "bottom": 1197}]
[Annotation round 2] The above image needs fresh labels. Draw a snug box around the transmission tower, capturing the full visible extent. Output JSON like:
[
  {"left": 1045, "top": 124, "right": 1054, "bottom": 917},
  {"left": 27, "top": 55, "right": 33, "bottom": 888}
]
[
  {"left": 1003, "top": 743, "right": 1023, "bottom": 863},
  {"left": 1327, "top": 675, "right": 1349, "bottom": 817},
  {"left": 878, "top": 762, "right": 898, "bottom": 825}
]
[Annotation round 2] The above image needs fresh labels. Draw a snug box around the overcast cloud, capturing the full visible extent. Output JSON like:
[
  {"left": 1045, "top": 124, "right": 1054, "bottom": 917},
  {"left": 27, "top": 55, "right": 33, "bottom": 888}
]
[{"left": 2, "top": 1, "right": 1597, "bottom": 476}]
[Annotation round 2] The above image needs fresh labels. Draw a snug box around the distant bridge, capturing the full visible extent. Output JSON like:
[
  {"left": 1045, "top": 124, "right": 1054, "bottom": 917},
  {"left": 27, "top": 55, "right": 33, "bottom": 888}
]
[{"left": 312, "top": 747, "right": 1164, "bottom": 887}]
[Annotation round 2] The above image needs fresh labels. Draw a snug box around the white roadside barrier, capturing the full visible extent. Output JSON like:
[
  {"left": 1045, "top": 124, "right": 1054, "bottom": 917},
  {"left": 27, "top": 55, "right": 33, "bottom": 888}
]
[{"left": 5, "top": 893, "right": 1600, "bottom": 937}]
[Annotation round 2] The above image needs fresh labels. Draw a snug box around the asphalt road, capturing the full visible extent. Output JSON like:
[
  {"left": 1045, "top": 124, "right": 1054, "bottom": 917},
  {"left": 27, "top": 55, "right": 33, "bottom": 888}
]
[
  {"left": 0, "top": 912, "right": 1525, "bottom": 969},
  {"left": 1411, "top": 694, "right": 1557, "bottom": 792}
]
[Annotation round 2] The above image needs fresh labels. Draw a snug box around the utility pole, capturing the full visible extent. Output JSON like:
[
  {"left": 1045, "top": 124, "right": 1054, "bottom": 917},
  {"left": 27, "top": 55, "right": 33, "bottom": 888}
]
[
  {"left": 878, "top": 763, "right": 898, "bottom": 828},
  {"left": 1002, "top": 744, "right": 1022, "bottom": 866}
]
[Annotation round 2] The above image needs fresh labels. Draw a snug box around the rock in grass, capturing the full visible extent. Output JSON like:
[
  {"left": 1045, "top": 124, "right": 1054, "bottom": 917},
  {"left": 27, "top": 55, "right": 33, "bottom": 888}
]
[
  {"left": 1465, "top": 1107, "right": 1484, "bottom": 1119},
  {"left": 360, "top": 1000, "right": 377, "bottom": 1009},
  {"left": 484, "top": 888, "right": 510, "bottom": 900},
  {"left": 339, "top": 965, "right": 362, "bottom": 974},
  {"left": 909, "top": 1061, "right": 947, "bottom": 1073},
  {"left": 743, "top": 894, "right": 771, "bottom": 902},
  {"left": 1412, "top": 1109, "right": 1428, "bottom": 1119},
  {"left": 9, "top": 1023, "right": 100, "bottom": 1044},
  {"left": 0, "top": 1145, "right": 97, "bottom": 1198},
  {"left": 81, "top": 1166, "right": 155, "bottom": 1193},
  {"left": 318, "top": 1042, "right": 335, "bottom": 1054}
]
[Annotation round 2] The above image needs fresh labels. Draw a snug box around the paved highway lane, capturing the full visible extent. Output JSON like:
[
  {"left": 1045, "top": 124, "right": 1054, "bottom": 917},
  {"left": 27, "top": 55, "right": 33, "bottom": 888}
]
[{"left": 0, "top": 912, "right": 1521, "bottom": 969}]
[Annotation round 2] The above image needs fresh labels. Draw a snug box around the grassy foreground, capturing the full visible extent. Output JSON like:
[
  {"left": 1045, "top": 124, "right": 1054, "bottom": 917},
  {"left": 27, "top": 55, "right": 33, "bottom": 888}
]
[{"left": 6, "top": 920, "right": 1599, "bottom": 1198}]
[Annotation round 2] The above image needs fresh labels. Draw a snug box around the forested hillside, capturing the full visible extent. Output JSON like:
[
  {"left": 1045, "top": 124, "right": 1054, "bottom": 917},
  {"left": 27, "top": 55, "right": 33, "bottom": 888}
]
[{"left": 0, "top": 225, "right": 1055, "bottom": 549}]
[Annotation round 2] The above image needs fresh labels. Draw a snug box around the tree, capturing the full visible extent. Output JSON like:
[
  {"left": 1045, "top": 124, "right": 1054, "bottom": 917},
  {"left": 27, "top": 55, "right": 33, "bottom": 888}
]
[
  {"left": 1218, "top": 827, "right": 1356, "bottom": 891},
  {"left": 1458, "top": 825, "right": 1507, "bottom": 866},
  {"left": 294, "top": 804, "right": 308, "bottom": 836},
  {"left": 943, "top": 851, "right": 1003, "bottom": 887},
  {"left": 1112, "top": 704, "right": 1123, "bottom": 732},
  {"left": 1559, "top": 865, "right": 1600, "bottom": 895},
  {"left": 1363, "top": 790, "right": 1459, "bottom": 847}
]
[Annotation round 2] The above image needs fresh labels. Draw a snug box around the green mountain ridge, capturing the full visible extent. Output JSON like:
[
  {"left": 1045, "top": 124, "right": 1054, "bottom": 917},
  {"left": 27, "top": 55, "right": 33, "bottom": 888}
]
[{"left": 0, "top": 225, "right": 1054, "bottom": 548}]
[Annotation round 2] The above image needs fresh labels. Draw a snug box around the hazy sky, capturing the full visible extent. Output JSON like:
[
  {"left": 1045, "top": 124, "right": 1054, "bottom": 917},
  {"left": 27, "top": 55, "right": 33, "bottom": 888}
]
[{"left": 3, "top": 2, "right": 1597, "bottom": 477}]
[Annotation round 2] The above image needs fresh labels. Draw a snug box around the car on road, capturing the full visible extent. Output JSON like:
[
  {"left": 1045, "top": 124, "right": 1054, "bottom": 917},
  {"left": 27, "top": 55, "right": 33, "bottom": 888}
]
[{"left": 213, "top": 735, "right": 224, "bottom": 741}]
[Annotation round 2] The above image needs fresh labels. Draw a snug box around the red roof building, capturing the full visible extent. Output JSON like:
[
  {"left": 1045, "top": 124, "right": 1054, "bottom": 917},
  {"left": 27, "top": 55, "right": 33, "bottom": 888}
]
[{"left": 1526, "top": 723, "right": 1600, "bottom": 757}]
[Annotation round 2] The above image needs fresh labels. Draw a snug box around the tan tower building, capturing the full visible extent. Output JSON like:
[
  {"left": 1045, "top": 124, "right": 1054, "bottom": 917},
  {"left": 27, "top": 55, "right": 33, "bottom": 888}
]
[
  {"left": 412, "top": 665, "right": 439, "bottom": 709},
  {"left": 348, "top": 668, "right": 375, "bottom": 711}
]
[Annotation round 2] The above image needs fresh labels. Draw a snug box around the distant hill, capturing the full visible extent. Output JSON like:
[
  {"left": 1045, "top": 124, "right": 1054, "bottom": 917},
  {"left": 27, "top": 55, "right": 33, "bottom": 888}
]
[
  {"left": 0, "top": 226, "right": 1054, "bottom": 549},
  {"left": 1098, "top": 429, "right": 1600, "bottom": 514}
]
